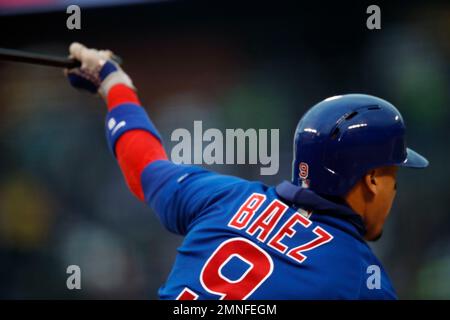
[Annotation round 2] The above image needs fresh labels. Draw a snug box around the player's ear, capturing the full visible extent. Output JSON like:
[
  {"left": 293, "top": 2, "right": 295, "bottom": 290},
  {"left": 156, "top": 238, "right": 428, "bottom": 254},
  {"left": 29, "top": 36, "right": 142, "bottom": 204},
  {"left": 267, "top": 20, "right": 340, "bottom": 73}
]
[{"left": 363, "top": 169, "right": 378, "bottom": 196}]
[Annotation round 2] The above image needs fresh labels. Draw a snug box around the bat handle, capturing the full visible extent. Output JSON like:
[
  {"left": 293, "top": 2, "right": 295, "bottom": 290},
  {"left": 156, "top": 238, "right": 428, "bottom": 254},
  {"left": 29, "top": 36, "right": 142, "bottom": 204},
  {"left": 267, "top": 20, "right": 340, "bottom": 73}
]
[
  {"left": 66, "top": 59, "right": 81, "bottom": 69},
  {"left": 0, "top": 47, "right": 123, "bottom": 69}
]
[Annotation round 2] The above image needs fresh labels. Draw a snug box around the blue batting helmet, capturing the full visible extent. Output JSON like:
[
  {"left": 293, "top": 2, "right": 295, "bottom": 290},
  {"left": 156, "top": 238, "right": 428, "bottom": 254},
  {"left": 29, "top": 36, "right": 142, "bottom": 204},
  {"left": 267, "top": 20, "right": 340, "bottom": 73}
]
[{"left": 292, "top": 94, "right": 428, "bottom": 196}]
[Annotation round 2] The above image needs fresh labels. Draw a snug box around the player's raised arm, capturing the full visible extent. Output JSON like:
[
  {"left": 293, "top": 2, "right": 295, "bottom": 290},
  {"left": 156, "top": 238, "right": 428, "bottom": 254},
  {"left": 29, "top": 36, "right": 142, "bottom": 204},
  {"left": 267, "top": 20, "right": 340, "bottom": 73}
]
[
  {"left": 66, "top": 42, "right": 168, "bottom": 201},
  {"left": 65, "top": 43, "right": 246, "bottom": 235}
]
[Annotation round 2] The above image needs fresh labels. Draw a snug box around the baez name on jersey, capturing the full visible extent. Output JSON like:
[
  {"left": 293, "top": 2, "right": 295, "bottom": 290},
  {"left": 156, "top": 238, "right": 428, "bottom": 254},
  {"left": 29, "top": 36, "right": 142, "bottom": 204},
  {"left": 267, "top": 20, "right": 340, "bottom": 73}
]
[{"left": 227, "top": 192, "right": 334, "bottom": 264}]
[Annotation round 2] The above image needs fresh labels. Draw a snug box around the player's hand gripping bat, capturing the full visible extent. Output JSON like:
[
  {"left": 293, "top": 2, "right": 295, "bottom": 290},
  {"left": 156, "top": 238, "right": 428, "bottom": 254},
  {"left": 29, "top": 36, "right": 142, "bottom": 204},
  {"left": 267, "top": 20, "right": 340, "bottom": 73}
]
[{"left": 0, "top": 44, "right": 128, "bottom": 96}]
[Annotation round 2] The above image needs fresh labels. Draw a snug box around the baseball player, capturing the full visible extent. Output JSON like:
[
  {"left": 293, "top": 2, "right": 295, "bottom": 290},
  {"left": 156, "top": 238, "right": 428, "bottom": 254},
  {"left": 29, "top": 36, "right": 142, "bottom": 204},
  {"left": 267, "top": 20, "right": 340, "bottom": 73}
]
[{"left": 66, "top": 43, "right": 428, "bottom": 299}]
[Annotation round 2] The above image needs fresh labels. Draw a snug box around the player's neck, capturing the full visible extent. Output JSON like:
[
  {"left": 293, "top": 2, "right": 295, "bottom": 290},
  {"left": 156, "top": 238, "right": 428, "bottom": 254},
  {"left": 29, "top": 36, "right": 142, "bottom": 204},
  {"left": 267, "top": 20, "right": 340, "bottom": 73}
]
[{"left": 344, "top": 183, "right": 368, "bottom": 220}]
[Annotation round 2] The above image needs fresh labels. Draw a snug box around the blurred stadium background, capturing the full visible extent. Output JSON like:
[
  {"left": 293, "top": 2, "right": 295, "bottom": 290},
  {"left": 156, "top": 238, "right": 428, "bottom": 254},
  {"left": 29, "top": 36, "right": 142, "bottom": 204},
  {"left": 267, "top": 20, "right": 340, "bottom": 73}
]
[{"left": 0, "top": 0, "right": 449, "bottom": 299}]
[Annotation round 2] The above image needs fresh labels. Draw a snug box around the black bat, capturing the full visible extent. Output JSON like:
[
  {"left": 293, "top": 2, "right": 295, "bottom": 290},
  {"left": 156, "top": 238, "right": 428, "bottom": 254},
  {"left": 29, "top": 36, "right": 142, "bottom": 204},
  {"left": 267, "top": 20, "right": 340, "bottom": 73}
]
[{"left": 0, "top": 47, "right": 122, "bottom": 68}]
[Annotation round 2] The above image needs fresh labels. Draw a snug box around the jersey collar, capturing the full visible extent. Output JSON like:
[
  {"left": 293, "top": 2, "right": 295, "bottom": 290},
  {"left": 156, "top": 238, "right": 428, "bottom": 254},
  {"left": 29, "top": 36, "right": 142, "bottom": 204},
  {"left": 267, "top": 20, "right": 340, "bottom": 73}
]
[{"left": 275, "top": 181, "right": 366, "bottom": 238}]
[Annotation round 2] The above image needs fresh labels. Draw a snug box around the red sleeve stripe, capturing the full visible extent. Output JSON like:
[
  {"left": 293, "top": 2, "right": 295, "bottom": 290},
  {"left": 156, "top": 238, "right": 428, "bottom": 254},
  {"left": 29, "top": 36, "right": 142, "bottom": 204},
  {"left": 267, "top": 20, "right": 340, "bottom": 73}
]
[
  {"left": 106, "top": 84, "right": 141, "bottom": 111},
  {"left": 116, "top": 130, "right": 168, "bottom": 201},
  {"left": 105, "top": 83, "right": 168, "bottom": 201}
]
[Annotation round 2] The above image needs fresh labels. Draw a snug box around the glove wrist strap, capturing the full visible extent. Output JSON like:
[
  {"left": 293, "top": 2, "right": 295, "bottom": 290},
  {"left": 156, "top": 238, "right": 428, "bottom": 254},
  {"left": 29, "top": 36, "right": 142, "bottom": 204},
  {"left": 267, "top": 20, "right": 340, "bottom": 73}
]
[{"left": 98, "top": 61, "right": 135, "bottom": 97}]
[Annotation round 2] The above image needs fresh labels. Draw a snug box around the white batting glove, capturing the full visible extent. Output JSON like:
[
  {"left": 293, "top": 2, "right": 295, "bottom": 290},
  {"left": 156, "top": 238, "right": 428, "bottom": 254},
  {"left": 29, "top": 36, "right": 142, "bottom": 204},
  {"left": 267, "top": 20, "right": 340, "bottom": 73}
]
[{"left": 66, "top": 42, "right": 134, "bottom": 97}]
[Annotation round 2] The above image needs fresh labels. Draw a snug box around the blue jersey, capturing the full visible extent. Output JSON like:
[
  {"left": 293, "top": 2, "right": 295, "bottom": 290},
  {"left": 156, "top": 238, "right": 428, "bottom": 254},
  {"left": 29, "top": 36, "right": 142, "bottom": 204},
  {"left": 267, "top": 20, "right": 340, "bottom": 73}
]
[{"left": 141, "top": 160, "right": 397, "bottom": 300}]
